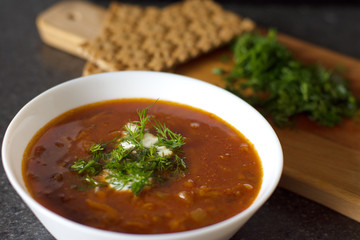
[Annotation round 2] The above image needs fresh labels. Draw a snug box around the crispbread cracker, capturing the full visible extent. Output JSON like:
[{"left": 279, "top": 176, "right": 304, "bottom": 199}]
[
  {"left": 81, "top": 0, "right": 255, "bottom": 75},
  {"left": 82, "top": 61, "right": 106, "bottom": 76}
]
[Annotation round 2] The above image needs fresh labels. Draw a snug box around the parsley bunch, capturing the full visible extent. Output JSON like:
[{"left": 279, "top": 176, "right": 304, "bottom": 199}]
[
  {"left": 221, "top": 29, "right": 358, "bottom": 127},
  {"left": 71, "top": 105, "right": 186, "bottom": 196}
]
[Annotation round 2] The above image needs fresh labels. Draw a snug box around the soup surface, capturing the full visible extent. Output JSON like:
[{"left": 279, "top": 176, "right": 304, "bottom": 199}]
[{"left": 23, "top": 99, "right": 262, "bottom": 234}]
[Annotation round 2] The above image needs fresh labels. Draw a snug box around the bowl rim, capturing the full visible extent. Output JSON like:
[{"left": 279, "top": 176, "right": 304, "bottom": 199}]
[{"left": 2, "top": 71, "right": 283, "bottom": 239}]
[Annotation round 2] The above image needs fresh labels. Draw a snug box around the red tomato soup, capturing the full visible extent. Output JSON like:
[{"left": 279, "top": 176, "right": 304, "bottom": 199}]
[{"left": 23, "top": 99, "right": 262, "bottom": 234}]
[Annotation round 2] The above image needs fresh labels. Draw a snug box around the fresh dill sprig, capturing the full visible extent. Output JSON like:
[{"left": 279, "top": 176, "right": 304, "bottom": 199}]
[
  {"left": 70, "top": 103, "right": 187, "bottom": 196},
  {"left": 154, "top": 120, "right": 185, "bottom": 149},
  {"left": 71, "top": 159, "right": 102, "bottom": 175}
]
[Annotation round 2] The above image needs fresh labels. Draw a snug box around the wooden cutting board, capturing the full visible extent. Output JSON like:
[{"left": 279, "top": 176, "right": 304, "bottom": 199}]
[{"left": 36, "top": 1, "right": 360, "bottom": 222}]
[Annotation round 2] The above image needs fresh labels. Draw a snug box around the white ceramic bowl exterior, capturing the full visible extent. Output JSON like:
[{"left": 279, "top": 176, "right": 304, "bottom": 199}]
[{"left": 2, "top": 71, "right": 283, "bottom": 240}]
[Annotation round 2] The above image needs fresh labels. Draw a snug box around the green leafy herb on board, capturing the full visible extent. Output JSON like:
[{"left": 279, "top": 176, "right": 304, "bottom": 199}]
[
  {"left": 218, "top": 29, "right": 358, "bottom": 127},
  {"left": 71, "top": 104, "right": 187, "bottom": 196}
]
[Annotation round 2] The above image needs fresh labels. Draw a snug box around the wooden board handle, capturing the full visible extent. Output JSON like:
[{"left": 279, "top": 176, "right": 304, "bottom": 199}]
[{"left": 36, "top": 1, "right": 106, "bottom": 57}]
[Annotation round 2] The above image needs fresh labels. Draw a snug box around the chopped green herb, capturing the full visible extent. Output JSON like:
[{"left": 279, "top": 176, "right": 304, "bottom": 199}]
[
  {"left": 70, "top": 104, "right": 187, "bottom": 196},
  {"left": 85, "top": 175, "right": 107, "bottom": 187},
  {"left": 71, "top": 159, "right": 102, "bottom": 175},
  {"left": 153, "top": 120, "right": 185, "bottom": 149},
  {"left": 212, "top": 67, "right": 225, "bottom": 75},
  {"left": 219, "top": 29, "right": 358, "bottom": 127},
  {"left": 89, "top": 144, "right": 104, "bottom": 153}
]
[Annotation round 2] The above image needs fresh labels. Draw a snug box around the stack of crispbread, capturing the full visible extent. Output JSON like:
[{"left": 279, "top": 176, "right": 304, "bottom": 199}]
[{"left": 81, "top": 0, "right": 255, "bottom": 76}]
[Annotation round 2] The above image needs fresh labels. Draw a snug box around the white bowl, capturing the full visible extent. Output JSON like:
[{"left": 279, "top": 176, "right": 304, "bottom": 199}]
[{"left": 2, "top": 71, "right": 283, "bottom": 240}]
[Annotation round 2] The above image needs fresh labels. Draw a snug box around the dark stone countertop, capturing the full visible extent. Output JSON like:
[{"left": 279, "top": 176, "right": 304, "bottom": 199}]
[{"left": 1, "top": 0, "right": 360, "bottom": 239}]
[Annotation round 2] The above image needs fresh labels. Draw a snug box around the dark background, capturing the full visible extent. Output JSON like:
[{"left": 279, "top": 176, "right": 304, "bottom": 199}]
[{"left": 1, "top": 0, "right": 360, "bottom": 239}]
